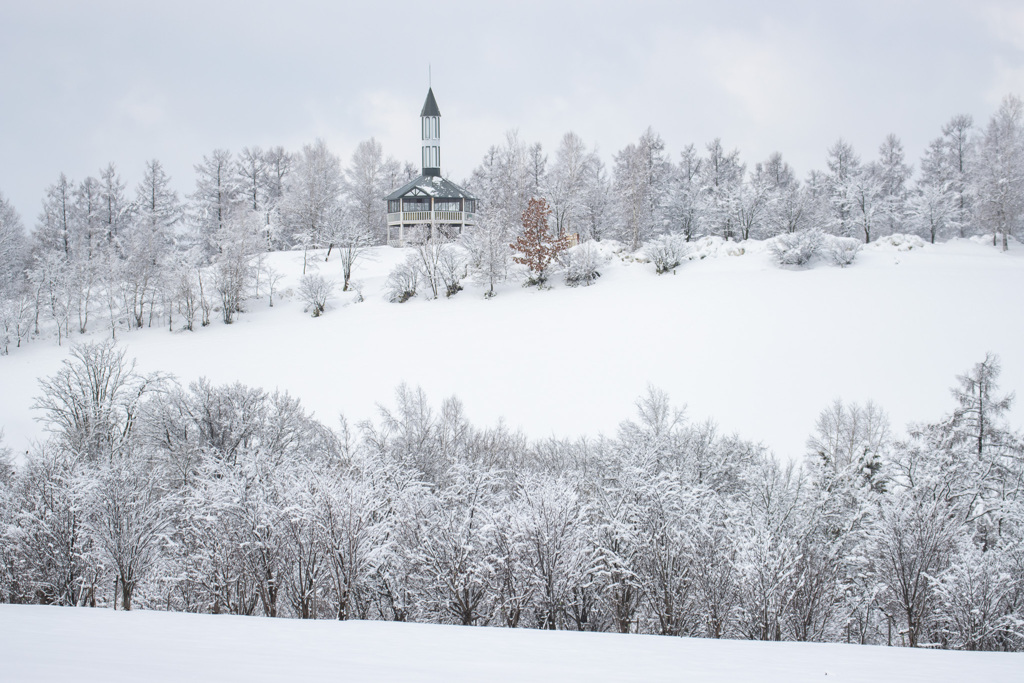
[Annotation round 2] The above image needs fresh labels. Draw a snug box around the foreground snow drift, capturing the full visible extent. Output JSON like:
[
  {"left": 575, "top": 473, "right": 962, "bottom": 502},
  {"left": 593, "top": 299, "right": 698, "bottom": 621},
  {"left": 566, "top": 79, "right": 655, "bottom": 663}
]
[
  {"left": 0, "top": 605, "right": 1019, "bottom": 682},
  {"left": 1, "top": 237, "right": 1022, "bottom": 460}
]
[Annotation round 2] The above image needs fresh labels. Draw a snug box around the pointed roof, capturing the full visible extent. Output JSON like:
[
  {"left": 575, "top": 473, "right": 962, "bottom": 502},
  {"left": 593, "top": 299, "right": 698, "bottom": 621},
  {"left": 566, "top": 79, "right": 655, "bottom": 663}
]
[
  {"left": 384, "top": 174, "right": 476, "bottom": 201},
  {"left": 420, "top": 88, "right": 441, "bottom": 117}
]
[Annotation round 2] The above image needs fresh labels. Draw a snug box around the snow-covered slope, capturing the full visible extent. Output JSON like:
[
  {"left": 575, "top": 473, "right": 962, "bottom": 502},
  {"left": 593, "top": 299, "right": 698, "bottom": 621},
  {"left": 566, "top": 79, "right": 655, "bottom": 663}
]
[
  {"left": 2, "top": 237, "right": 1023, "bottom": 460},
  {"left": 1, "top": 604, "right": 1019, "bottom": 683}
]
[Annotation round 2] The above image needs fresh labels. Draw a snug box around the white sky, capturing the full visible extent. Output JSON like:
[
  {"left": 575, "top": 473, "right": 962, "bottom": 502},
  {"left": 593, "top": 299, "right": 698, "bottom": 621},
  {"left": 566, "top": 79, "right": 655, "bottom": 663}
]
[{"left": 1, "top": 0, "right": 1023, "bottom": 225}]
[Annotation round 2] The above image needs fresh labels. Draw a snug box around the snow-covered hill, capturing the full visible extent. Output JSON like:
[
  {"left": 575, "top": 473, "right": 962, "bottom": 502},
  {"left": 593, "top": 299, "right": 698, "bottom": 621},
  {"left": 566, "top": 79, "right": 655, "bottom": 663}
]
[
  {"left": 1, "top": 604, "right": 1019, "bottom": 683},
  {"left": 2, "top": 236, "right": 1023, "bottom": 460}
]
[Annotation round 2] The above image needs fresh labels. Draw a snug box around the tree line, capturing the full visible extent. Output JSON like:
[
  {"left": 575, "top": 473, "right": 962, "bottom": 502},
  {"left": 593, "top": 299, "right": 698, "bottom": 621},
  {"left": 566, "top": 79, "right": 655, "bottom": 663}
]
[
  {"left": 465, "top": 95, "right": 1023, "bottom": 254},
  {"left": 0, "top": 341, "right": 1021, "bottom": 650},
  {"left": 0, "top": 95, "right": 1022, "bottom": 349}
]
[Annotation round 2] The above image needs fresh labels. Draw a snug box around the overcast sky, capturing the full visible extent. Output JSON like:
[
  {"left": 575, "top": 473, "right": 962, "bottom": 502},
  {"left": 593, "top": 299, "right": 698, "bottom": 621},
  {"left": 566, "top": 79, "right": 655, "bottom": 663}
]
[{"left": 2, "top": 0, "right": 1023, "bottom": 226}]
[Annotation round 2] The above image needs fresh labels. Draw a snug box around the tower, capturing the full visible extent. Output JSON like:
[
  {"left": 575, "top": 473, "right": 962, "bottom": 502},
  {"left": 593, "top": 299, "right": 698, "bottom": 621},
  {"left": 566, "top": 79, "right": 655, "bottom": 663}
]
[
  {"left": 421, "top": 88, "right": 441, "bottom": 177},
  {"left": 384, "top": 87, "right": 477, "bottom": 247}
]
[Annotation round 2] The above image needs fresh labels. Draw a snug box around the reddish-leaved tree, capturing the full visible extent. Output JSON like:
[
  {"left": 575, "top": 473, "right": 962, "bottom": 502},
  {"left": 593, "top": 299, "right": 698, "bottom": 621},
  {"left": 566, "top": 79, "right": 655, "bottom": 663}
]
[{"left": 510, "top": 198, "right": 568, "bottom": 286}]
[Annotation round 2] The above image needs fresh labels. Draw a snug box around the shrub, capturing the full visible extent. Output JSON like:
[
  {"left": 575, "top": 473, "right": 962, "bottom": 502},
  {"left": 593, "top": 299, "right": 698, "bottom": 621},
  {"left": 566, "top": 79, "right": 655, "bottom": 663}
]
[
  {"left": 437, "top": 245, "right": 467, "bottom": 298},
  {"left": 644, "top": 233, "right": 690, "bottom": 274},
  {"left": 563, "top": 241, "right": 608, "bottom": 287},
  {"left": 875, "top": 233, "right": 926, "bottom": 251},
  {"left": 298, "top": 273, "right": 334, "bottom": 317},
  {"left": 386, "top": 256, "right": 420, "bottom": 303},
  {"left": 348, "top": 280, "right": 364, "bottom": 304},
  {"left": 825, "top": 236, "right": 861, "bottom": 267},
  {"left": 768, "top": 229, "right": 823, "bottom": 266}
]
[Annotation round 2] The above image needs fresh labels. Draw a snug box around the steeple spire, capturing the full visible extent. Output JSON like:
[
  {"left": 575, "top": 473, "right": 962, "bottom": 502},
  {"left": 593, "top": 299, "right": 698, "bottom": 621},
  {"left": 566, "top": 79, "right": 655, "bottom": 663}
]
[
  {"left": 420, "top": 88, "right": 441, "bottom": 176},
  {"left": 420, "top": 88, "right": 441, "bottom": 118}
]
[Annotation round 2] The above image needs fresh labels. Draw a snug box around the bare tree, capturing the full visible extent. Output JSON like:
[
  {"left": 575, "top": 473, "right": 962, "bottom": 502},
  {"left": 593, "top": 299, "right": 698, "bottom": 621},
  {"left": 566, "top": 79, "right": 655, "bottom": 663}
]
[
  {"left": 974, "top": 95, "right": 1024, "bottom": 251},
  {"left": 33, "top": 340, "right": 165, "bottom": 461},
  {"left": 89, "top": 457, "right": 170, "bottom": 610},
  {"left": 279, "top": 139, "right": 343, "bottom": 273}
]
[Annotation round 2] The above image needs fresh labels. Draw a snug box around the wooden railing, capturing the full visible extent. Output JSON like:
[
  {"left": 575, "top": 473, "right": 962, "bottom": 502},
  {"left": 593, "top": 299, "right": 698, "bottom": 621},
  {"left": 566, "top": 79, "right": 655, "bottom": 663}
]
[{"left": 387, "top": 211, "right": 477, "bottom": 225}]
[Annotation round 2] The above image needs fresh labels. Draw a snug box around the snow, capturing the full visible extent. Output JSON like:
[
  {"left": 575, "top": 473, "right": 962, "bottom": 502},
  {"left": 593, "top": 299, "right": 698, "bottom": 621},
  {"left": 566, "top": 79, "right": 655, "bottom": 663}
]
[
  {"left": 0, "top": 604, "right": 1019, "bottom": 682},
  {"left": 1, "top": 237, "right": 1023, "bottom": 462}
]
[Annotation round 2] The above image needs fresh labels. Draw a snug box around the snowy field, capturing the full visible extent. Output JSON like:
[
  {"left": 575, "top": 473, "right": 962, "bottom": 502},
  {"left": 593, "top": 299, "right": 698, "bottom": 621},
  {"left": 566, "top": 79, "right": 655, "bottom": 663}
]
[
  {"left": 1, "top": 236, "right": 1023, "bottom": 461},
  {"left": 1, "top": 604, "right": 1020, "bottom": 683}
]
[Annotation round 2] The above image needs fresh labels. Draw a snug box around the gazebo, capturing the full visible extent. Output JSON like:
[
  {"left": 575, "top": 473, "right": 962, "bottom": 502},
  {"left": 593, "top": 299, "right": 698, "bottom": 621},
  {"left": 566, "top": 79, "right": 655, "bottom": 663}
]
[{"left": 385, "top": 88, "right": 477, "bottom": 246}]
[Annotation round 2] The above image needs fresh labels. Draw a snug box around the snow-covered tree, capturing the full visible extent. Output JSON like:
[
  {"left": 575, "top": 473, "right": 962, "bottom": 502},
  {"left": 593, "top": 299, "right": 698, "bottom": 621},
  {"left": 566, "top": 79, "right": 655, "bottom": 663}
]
[
  {"left": 526, "top": 142, "right": 548, "bottom": 203},
  {"left": 468, "top": 131, "right": 533, "bottom": 237},
  {"left": 99, "top": 163, "right": 131, "bottom": 250},
  {"left": 134, "top": 159, "right": 182, "bottom": 244},
  {"left": 119, "top": 160, "right": 181, "bottom": 329},
  {"left": 72, "top": 175, "right": 107, "bottom": 261},
  {"left": 737, "top": 162, "right": 773, "bottom": 240},
  {"left": 32, "top": 340, "right": 166, "bottom": 461},
  {"left": 88, "top": 455, "right": 169, "bottom": 610},
  {"left": 847, "top": 165, "right": 884, "bottom": 243},
  {"left": 613, "top": 128, "right": 671, "bottom": 250},
  {"left": 463, "top": 212, "right": 512, "bottom": 298},
  {"left": 911, "top": 139, "right": 958, "bottom": 243},
  {"left": 758, "top": 152, "right": 805, "bottom": 236},
  {"left": 932, "top": 540, "right": 1024, "bottom": 650},
  {"left": 515, "top": 476, "right": 589, "bottom": 630},
  {"left": 27, "top": 251, "right": 73, "bottom": 344},
  {"left": 699, "top": 139, "right": 744, "bottom": 241},
  {"left": 875, "top": 134, "right": 913, "bottom": 236},
  {"left": 806, "top": 399, "right": 890, "bottom": 492},
  {"left": 338, "top": 138, "right": 393, "bottom": 289},
  {"left": 548, "top": 132, "right": 591, "bottom": 239},
  {"left": 581, "top": 153, "right": 612, "bottom": 241},
  {"left": 974, "top": 94, "right": 1024, "bottom": 251},
  {"left": 314, "top": 469, "right": 387, "bottom": 620},
  {"left": 667, "top": 144, "right": 705, "bottom": 240},
  {"left": 280, "top": 139, "right": 344, "bottom": 272},
  {"left": 212, "top": 210, "right": 261, "bottom": 324},
  {"left": 869, "top": 492, "right": 958, "bottom": 647},
  {"left": 824, "top": 139, "right": 861, "bottom": 237},
  {"left": 941, "top": 114, "right": 975, "bottom": 237},
  {"left": 0, "top": 191, "right": 27, "bottom": 296},
  {"left": 34, "top": 173, "right": 76, "bottom": 261},
  {"left": 5, "top": 444, "right": 100, "bottom": 606},
  {"left": 190, "top": 149, "right": 240, "bottom": 260}
]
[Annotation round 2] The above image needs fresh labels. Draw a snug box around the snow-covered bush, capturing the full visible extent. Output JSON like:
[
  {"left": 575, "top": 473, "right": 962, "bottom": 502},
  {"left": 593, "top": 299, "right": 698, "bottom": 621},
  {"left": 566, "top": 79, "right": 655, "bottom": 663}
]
[
  {"left": 348, "top": 280, "right": 364, "bottom": 304},
  {"left": 768, "top": 229, "right": 823, "bottom": 266},
  {"left": 386, "top": 255, "right": 420, "bottom": 303},
  {"left": 824, "top": 236, "right": 861, "bottom": 267},
  {"left": 563, "top": 241, "right": 608, "bottom": 287},
  {"left": 687, "top": 235, "right": 747, "bottom": 260},
  {"left": 643, "top": 233, "right": 690, "bottom": 274},
  {"left": 298, "top": 273, "right": 334, "bottom": 317},
  {"left": 437, "top": 245, "right": 467, "bottom": 298},
  {"left": 874, "top": 233, "right": 925, "bottom": 251}
]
